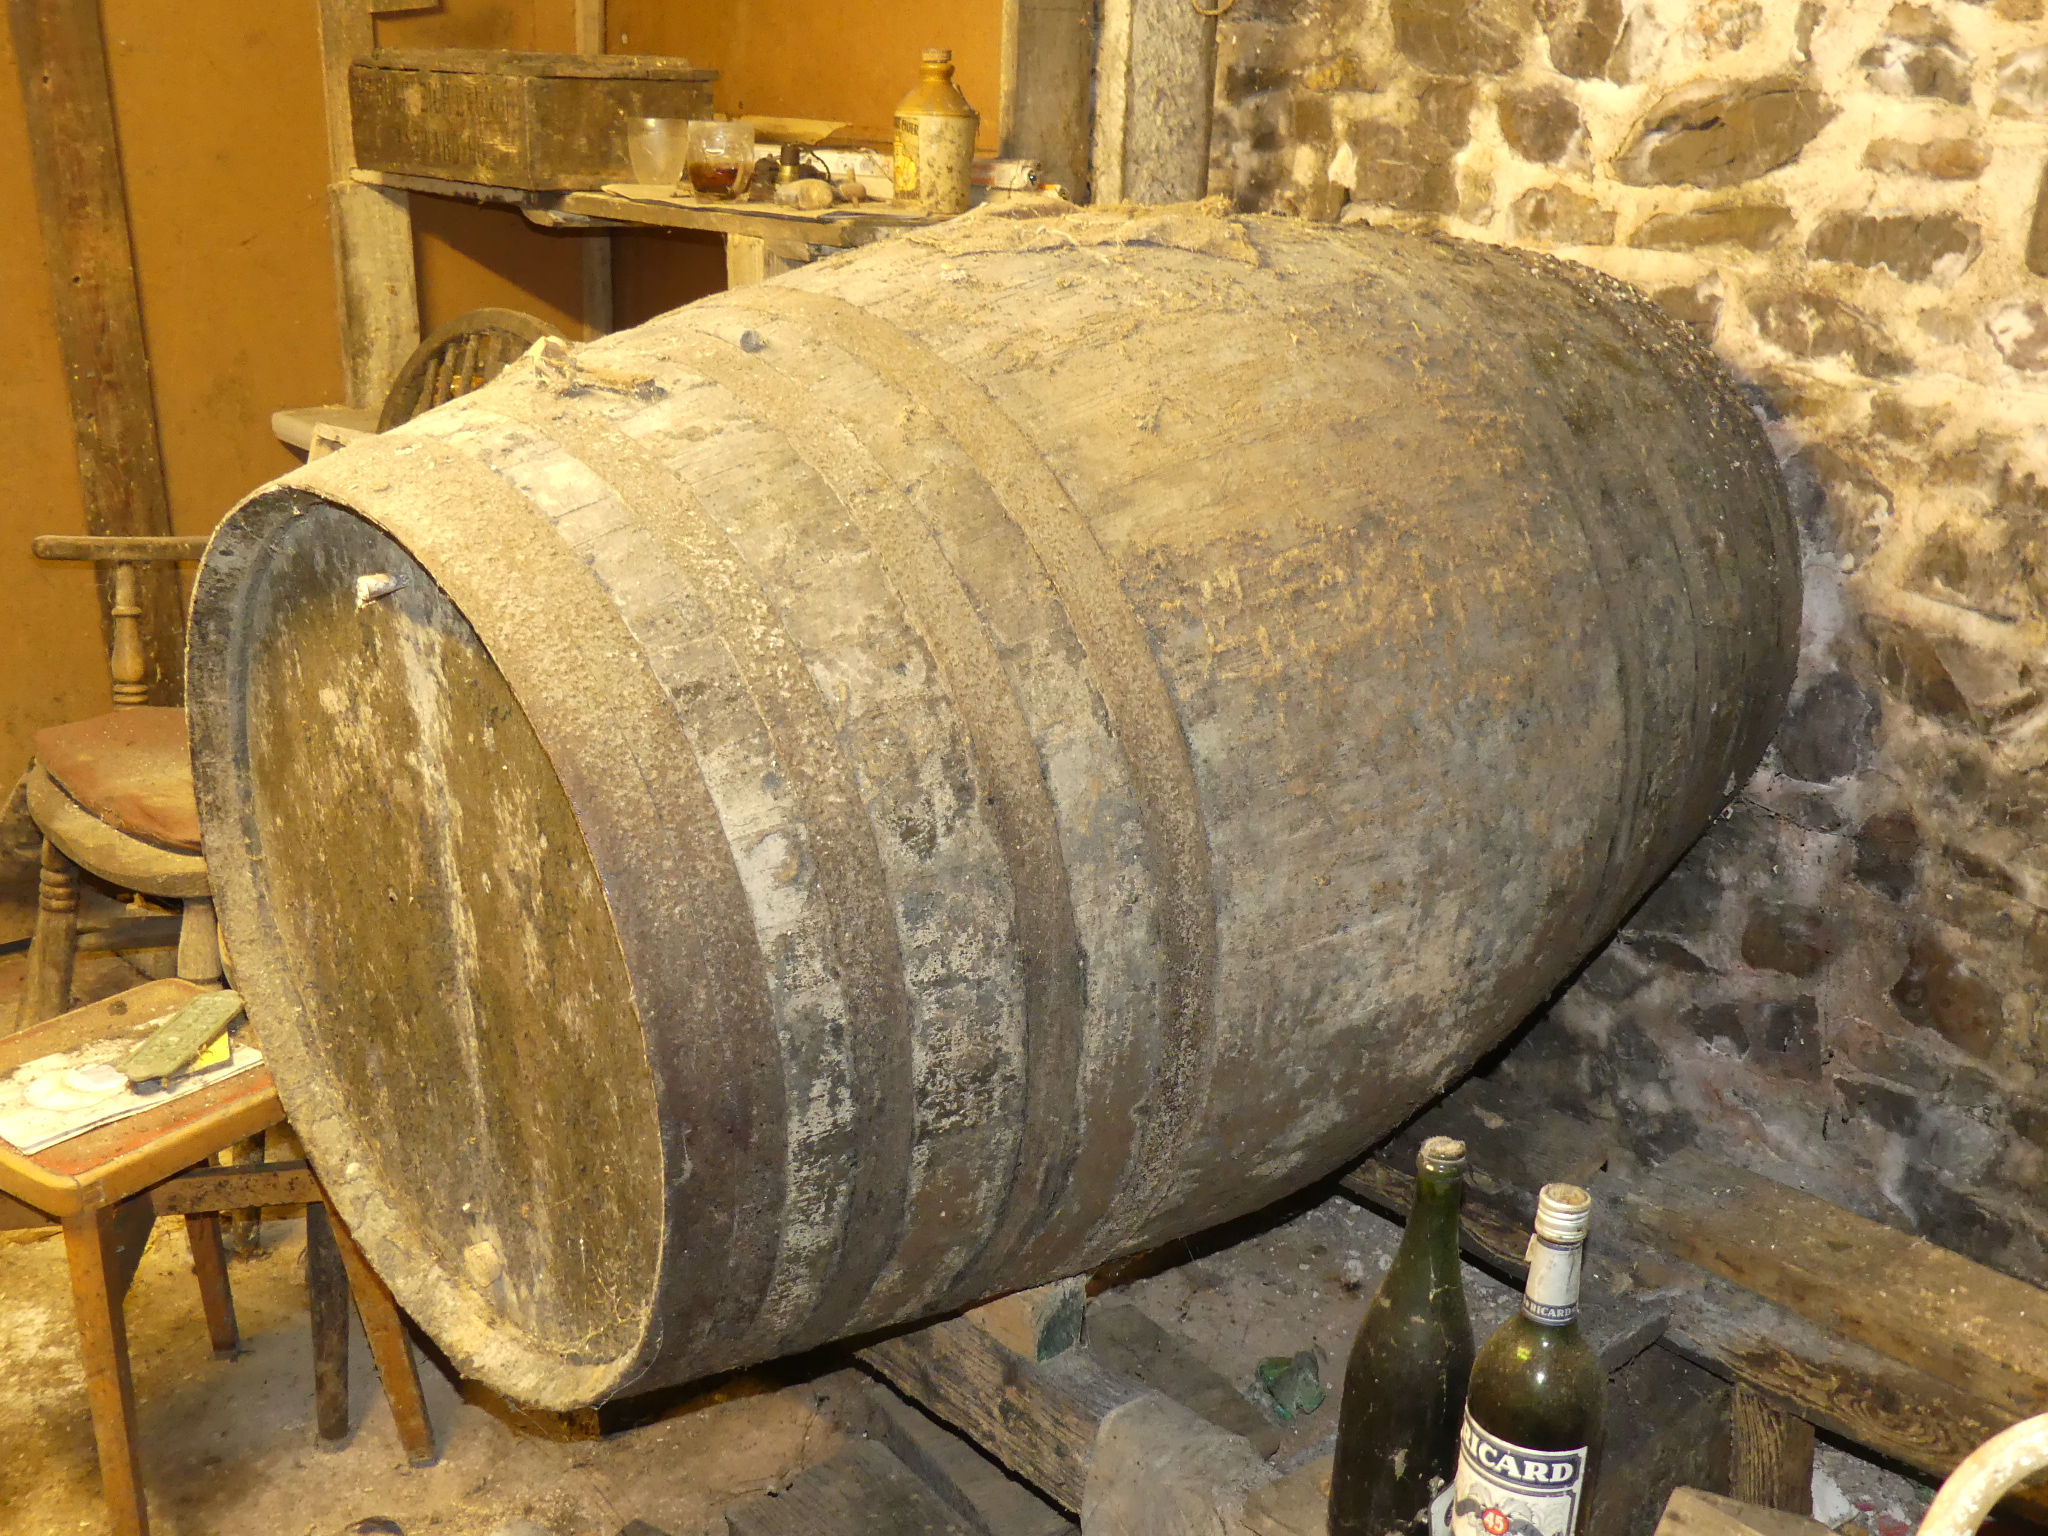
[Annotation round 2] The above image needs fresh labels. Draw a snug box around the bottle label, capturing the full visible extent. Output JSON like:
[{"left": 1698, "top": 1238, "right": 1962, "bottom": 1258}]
[
  {"left": 1520, "top": 1235, "right": 1582, "bottom": 1325},
  {"left": 1448, "top": 1415, "right": 1586, "bottom": 1536}
]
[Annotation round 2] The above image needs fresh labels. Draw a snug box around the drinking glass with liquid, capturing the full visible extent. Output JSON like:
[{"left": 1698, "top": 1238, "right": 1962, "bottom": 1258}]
[{"left": 687, "top": 120, "right": 755, "bottom": 200}]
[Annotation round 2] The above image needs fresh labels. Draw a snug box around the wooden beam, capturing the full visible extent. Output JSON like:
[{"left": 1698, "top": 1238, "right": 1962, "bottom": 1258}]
[
  {"left": 147, "top": 1160, "right": 321, "bottom": 1215},
  {"left": 1656, "top": 1489, "right": 1832, "bottom": 1536},
  {"left": 1618, "top": 1149, "right": 2048, "bottom": 1423},
  {"left": 317, "top": 0, "right": 418, "bottom": 410},
  {"left": 8, "top": 0, "right": 184, "bottom": 702},
  {"left": 1001, "top": 0, "right": 1095, "bottom": 200},
  {"left": 859, "top": 1315, "right": 1151, "bottom": 1510}
]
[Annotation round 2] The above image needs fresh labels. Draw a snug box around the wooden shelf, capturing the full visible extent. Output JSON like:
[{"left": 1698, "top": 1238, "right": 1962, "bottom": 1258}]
[{"left": 349, "top": 167, "right": 942, "bottom": 249}]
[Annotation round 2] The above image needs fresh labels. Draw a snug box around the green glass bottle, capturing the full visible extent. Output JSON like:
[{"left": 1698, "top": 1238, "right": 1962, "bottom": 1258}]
[
  {"left": 1448, "top": 1184, "right": 1606, "bottom": 1536},
  {"left": 1329, "top": 1136, "right": 1474, "bottom": 1536}
]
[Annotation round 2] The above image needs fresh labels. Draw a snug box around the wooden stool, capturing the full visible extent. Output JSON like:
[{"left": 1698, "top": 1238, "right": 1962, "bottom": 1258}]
[{"left": 0, "top": 979, "right": 437, "bottom": 1536}]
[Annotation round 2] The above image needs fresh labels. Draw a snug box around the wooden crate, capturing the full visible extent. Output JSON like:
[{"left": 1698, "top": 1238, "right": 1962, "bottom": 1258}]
[{"left": 349, "top": 49, "right": 717, "bottom": 190}]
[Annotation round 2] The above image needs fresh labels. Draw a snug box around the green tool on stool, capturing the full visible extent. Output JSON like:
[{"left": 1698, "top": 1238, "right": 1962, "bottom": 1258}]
[{"left": 121, "top": 990, "right": 244, "bottom": 1088}]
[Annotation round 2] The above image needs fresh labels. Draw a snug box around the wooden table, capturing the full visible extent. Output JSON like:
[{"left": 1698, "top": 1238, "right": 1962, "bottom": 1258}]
[
  {"left": 351, "top": 165, "right": 945, "bottom": 288},
  {"left": 0, "top": 979, "right": 435, "bottom": 1536}
]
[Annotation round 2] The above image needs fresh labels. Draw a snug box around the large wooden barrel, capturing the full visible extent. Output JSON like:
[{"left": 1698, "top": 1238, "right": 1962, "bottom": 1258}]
[{"left": 187, "top": 205, "right": 1797, "bottom": 1408}]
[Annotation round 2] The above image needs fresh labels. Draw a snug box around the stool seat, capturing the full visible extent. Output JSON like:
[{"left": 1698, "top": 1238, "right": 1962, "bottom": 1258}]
[{"left": 33, "top": 707, "right": 201, "bottom": 854}]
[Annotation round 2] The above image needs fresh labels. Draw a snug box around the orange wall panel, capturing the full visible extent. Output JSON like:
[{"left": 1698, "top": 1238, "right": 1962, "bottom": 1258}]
[{"left": 607, "top": 0, "right": 1003, "bottom": 151}]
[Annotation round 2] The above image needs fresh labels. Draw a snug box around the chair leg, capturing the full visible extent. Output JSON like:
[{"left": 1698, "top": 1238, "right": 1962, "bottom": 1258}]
[
  {"left": 18, "top": 838, "right": 79, "bottom": 1029},
  {"left": 328, "top": 1207, "right": 438, "bottom": 1467},
  {"left": 184, "top": 1213, "right": 240, "bottom": 1359},
  {"left": 64, "top": 1198, "right": 157, "bottom": 1536},
  {"left": 220, "top": 1136, "right": 264, "bottom": 1257},
  {"left": 174, "top": 895, "right": 223, "bottom": 987},
  {"left": 305, "top": 1203, "right": 352, "bottom": 1445}
]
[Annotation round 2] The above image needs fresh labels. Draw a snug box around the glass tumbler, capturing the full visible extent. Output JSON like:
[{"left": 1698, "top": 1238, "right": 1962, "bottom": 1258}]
[
  {"left": 626, "top": 117, "right": 693, "bottom": 188},
  {"left": 686, "top": 120, "right": 755, "bottom": 200}
]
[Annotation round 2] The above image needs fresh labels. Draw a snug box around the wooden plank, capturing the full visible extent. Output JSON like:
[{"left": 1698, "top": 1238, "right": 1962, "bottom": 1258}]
[
  {"left": 317, "top": 0, "right": 419, "bottom": 411},
  {"left": 725, "top": 1438, "right": 977, "bottom": 1536},
  {"left": 1086, "top": 1301, "right": 1281, "bottom": 1457},
  {"left": 1001, "top": 0, "right": 1095, "bottom": 199},
  {"left": 1618, "top": 1149, "right": 2048, "bottom": 1422},
  {"left": 147, "top": 1159, "right": 320, "bottom": 1214},
  {"left": 8, "top": 0, "right": 184, "bottom": 701},
  {"left": 860, "top": 1317, "right": 1151, "bottom": 1510},
  {"left": 1655, "top": 1489, "right": 1832, "bottom": 1536},
  {"left": 1639, "top": 1254, "right": 2048, "bottom": 1519},
  {"left": 1730, "top": 1385, "right": 1814, "bottom": 1515},
  {"left": 849, "top": 1377, "right": 1075, "bottom": 1536}
]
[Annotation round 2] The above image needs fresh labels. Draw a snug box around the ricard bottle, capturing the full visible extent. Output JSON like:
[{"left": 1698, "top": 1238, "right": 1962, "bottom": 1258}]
[
  {"left": 1329, "top": 1136, "right": 1474, "bottom": 1535},
  {"left": 1447, "top": 1184, "right": 1605, "bottom": 1536}
]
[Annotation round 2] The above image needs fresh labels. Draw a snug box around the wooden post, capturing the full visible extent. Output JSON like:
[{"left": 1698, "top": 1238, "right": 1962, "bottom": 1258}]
[
  {"left": 1000, "top": 0, "right": 1096, "bottom": 200},
  {"left": 327, "top": 1207, "right": 438, "bottom": 1466},
  {"left": 7, "top": 0, "right": 185, "bottom": 701},
  {"left": 1091, "top": 0, "right": 1217, "bottom": 204},
  {"left": 317, "top": 0, "right": 419, "bottom": 410},
  {"left": 1730, "top": 1386, "right": 1816, "bottom": 1515},
  {"left": 573, "top": 0, "right": 614, "bottom": 338}
]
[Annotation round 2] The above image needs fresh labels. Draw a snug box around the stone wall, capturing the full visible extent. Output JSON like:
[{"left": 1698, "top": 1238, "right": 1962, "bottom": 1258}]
[{"left": 1211, "top": 0, "right": 2048, "bottom": 1283}]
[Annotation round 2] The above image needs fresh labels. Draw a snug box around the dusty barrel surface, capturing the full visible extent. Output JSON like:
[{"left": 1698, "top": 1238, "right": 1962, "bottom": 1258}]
[{"left": 187, "top": 204, "right": 1797, "bottom": 1408}]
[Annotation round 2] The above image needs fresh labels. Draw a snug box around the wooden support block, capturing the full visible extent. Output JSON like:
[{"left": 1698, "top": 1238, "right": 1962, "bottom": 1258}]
[
  {"left": 860, "top": 1316, "right": 1151, "bottom": 1510},
  {"left": 1617, "top": 1149, "right": 2048, "bottom": 1422},
  {"left": 305, "top": 1203, "right": 351, "bottom": 1445},
  {"left": 1655, "top": 1489, "right": 1832, "bottom": 1536},
  {"left": 724, "top": 233, "right": 810, "bottom": 289},
  {"left": 1087, "top": 1301, "right": 1281, "bottom": 1457},
  {"left": 1591, "top": 1346, "right": 1734, "bottom": 1536},
  {"left": 725, "top": 1437, "right": 977, "bottom": 1536},
  {"left": 849, "top": 1376, "right": 1075, "bottom": 1536},
  {"left": 1729, "top": 1387, "right": 1815, "bottom": 1516},
  {"left": 965, "top": 1275, "right": 1086, "bottom": 1362}
]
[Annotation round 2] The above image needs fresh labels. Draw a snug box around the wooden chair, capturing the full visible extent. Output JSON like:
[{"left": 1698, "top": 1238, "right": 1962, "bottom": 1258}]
[
  {"left": 374, "top": 306, "right": 563, "bottom": 431},
  {"left": 0, "top": 979, "right": 436, "bottom": 1536},
  {"left": 22, "top": 309, "right": 561, "bottom": 1027},
  {"left": 19, "top": 535, "right": 216, "bottom": 1029}
]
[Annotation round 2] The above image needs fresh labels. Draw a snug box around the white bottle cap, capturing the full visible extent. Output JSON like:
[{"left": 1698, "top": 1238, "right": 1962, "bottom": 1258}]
[
  {"left": 1533, "top": 1183, "right": 1592, "bottom": 1245},
  {"left": 924, "top": 48, "right": 952, "bottom": 64}
]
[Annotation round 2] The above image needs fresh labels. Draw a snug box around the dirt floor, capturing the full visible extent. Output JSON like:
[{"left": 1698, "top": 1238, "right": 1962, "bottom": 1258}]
[{"left": 0, "top": 948, "right": 852, "bottom": 1536}]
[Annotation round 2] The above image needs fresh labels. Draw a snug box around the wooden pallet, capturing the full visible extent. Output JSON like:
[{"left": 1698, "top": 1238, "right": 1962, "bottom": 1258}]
[{"left": 835, "top": 1074, "right": 2048, "bottom": 1533}]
